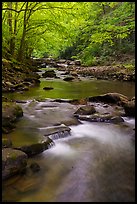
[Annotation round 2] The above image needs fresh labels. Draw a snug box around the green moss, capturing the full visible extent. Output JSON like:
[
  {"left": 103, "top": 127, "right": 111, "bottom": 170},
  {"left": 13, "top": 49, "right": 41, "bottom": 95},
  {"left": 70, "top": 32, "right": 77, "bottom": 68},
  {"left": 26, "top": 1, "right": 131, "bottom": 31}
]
[
  {"left": 123, "top": 64, "right": 135, "bottom": 70},
  {"left": 10, "top": 152, "right": 17, "bottom": 161},
  {"left": 2, "top": 102, "right": 23, "bottom": 133},
  {"left": 2, "top": 102, "right": 23, "bottom": 117}
]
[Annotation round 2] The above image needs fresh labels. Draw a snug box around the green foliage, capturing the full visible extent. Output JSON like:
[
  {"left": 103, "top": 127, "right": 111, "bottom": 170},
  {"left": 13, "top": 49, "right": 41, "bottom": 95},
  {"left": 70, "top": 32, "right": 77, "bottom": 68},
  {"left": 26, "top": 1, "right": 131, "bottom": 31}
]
[
  {"left": 2, "top": 2, "right": 135, "bottom": 65},
  {"left": 58, "top": 2, "right": 135, "bottom": 65}
]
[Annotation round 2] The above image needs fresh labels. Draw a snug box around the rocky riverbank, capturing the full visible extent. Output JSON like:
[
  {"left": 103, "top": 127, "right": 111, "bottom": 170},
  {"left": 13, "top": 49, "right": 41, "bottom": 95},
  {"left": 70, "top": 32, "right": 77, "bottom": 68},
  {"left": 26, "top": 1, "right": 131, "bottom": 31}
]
[
  {"left": 2, "top": 58, "right": 40, "bottom": 94},
  {"left": 32, "top": 57, "right": 135, "bottom": 82},
  {"left": 2, "top": 57, "right": 135, "bottom": 181},
  {"left": 2, "top": 57, "right": 135, "bottom": 95}
]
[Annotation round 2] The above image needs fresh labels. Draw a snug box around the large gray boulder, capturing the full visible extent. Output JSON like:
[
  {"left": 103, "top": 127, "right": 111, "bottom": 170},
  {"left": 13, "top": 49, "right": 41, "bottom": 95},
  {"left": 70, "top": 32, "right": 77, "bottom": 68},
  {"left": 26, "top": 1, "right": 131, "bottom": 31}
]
[{"left": 2, "top": 148, "right": 28, "bottom": 180}]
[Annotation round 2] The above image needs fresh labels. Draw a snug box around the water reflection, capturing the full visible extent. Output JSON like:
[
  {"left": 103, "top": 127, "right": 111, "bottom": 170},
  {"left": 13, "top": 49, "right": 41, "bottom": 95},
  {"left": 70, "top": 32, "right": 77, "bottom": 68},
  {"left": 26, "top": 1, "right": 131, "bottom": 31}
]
[
  {"left": 3, "top": 78, "right": 135, "bottom": 100},
  {"left": 2, "top": 75, "right": 135, "bottom": 202}
]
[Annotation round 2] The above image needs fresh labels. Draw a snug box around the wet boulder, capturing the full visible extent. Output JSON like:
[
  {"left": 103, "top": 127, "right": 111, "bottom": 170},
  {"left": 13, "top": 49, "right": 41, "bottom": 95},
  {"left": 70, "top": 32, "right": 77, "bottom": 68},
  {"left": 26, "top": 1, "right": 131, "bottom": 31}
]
[
  {"left": 123, "top": 100, "right": 135, "bottom": 117},
  {"left": 43, "top": 124, "right": 71, "bottom": 140},
  {"left": 63, "top": 76, "right": 75, "bottom": 81},
  {"left": 88, "top": 93, "right": 128, "bottom": 106},
  {"left": 2, "top": 148, "right": 28, "bottom": 180},
  {"left": 74, "top": 105, "right": 96, "bottom": 115},
  {"left": 14, "top": 137, "right": 54, "bottom": 157},
  {"left": 42, "top": 70, "right": 56, "bottom": 78},
  {"left": 110, "top": 116, "right": 124, "bottom": 123},
  {"left": 61, "top": 117, "right": 81, "bottom": 126},
  {"left": 75, "top": 113, "right": 124, "bottom": 124},
  {"left": 2, "top": 102, "right": 23, "bottom": 133}
]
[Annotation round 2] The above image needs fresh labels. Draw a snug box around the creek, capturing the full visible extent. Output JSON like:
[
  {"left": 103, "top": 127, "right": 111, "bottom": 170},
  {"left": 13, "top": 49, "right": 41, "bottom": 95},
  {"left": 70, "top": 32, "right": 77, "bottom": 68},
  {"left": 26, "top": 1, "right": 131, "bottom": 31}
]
[{"left": 2, "top": 69, "right": 135, "bottom": 202}]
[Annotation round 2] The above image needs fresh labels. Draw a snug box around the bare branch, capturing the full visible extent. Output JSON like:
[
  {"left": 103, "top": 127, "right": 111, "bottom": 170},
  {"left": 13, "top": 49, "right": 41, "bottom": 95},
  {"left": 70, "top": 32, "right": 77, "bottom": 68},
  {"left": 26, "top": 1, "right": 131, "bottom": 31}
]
[{"left": 2, "top": 5, "right": 74, "bottom": 13}]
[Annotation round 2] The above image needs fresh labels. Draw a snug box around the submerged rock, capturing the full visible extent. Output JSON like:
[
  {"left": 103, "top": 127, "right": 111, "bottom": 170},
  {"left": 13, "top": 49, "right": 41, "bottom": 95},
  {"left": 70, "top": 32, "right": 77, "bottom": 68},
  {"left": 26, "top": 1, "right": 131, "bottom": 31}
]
[
  {"left": 43, "top": 86, "right": 54, "bottom": 90},
  {"left": 2, "top": 148, "right": 28, "bottom": 180}
]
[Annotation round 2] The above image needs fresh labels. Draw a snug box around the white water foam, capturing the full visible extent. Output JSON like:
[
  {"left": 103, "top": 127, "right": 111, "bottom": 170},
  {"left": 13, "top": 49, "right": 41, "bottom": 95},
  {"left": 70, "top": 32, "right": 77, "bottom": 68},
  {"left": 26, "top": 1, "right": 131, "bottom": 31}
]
[
  {"left": 69, "top": 121, "right": 132, "bottom": 149},
  {"left": 122, "top": 117, "right": 135, "bottom": 125},
  {"left": 47, "top": 141, "right": 76, "bottom": 157}
]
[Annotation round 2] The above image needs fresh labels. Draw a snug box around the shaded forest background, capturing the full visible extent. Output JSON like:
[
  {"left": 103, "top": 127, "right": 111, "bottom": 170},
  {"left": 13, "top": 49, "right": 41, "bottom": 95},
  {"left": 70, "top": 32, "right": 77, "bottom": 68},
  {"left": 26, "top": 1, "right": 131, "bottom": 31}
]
[{"left": 2, "top": 2, "right": 135, "bottom": 66}]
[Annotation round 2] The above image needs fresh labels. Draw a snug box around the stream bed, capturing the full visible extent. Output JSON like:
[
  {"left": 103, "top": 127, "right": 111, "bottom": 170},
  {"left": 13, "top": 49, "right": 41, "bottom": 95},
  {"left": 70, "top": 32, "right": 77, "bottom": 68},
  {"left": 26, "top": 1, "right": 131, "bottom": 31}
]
[{"left": 2, "top": 73, "right": 135, "bottom": 202}]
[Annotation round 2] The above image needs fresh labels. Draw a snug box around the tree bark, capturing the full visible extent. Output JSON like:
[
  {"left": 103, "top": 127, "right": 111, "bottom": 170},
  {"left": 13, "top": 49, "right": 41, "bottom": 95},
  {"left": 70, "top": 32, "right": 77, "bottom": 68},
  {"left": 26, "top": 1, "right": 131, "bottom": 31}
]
[
  {"left": 17, "top": 2, "right": 28, "bottom": 62},
  {"left": 12, "top": 2, "right": 18, "bottom": 58},
  {"left": 7, "top": 2, "right": 14, "bottom": 56}
]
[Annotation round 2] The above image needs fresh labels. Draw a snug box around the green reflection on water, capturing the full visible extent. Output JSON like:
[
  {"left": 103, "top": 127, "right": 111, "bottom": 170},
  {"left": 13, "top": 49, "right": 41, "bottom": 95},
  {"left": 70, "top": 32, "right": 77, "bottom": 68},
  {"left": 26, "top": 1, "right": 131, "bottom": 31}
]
[{"left": 3, "top": 79, "right": 135, "bottom": 100}]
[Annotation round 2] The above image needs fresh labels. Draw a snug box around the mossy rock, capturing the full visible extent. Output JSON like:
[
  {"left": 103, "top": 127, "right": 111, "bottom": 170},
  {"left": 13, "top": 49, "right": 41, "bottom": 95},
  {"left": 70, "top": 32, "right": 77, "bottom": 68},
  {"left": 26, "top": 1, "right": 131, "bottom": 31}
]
[
  {"left": 14, "top": 137, "right": 54, "bottom": 157},
  {"left": 42, "top": 70, "right": 56, "bottom": 78},
  {"left": 123, "top": 101, "right": 135, "bottom": 117},
  {"left": 2, "top": 102, "right": 23, "bottom": 133},
  {"left": 2, "top": 148, "right": 28, "bottom": 180},
  {"left": 74, "top": 105, "right": 96, "bottom": 115},
  {"left": 2, "top": 137, "right": 12, "bottom": 148},
  {"left": 88, "top": 93, "right": 129, "bottom": 106}
]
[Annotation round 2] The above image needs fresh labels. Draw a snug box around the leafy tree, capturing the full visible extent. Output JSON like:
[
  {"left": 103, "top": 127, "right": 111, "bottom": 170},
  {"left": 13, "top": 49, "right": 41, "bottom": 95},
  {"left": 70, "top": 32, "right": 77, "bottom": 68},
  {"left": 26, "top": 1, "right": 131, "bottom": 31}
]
[{"left": 2, "top": 2, "right": 135, "bottom": 66}]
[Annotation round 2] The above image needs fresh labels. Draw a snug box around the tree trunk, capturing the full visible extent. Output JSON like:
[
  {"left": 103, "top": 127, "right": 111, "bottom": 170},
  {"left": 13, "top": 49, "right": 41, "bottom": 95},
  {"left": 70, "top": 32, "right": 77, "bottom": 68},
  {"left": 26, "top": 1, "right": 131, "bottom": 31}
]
[
  {"left": 17, "top": 2, "right": 28, "bottom": 62},
  {"left": 7, "top": 2, "right": 14, "bottom": 57},
  {"left": 12, "top": 2, "right": 18, "bottom": 58}
]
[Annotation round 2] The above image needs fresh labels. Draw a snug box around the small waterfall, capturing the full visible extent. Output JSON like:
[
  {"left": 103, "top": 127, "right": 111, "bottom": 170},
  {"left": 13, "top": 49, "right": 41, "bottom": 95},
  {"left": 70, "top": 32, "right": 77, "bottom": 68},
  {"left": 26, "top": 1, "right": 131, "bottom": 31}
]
[
  {"left": 47, "top": 140, "right": 55, "bottom": 149},
  {"left": 49, "top": 130, "right": 71, "bottom": 141}
]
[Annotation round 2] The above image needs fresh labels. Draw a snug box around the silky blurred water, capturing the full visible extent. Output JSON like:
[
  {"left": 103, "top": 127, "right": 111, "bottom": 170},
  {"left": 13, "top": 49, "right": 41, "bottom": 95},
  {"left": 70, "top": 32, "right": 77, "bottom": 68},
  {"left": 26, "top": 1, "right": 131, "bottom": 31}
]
[{"left": 2, "top": 118, "right": 135, "bottom": 202}]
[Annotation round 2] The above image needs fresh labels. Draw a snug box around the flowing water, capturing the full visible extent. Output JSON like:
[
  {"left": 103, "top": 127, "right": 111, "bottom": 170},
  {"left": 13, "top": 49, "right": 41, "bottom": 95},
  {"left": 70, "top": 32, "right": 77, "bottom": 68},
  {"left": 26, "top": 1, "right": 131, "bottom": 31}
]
[{"left": 2, "top": 71, "right": 135, "bottom": 202}]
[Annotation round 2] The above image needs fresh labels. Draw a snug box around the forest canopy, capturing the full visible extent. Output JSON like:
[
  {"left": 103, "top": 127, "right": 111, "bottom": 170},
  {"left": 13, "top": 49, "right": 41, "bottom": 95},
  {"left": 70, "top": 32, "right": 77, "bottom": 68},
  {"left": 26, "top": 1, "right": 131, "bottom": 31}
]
[{"left": 2, "top": 2, "right": 135, "bottom": 65}]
